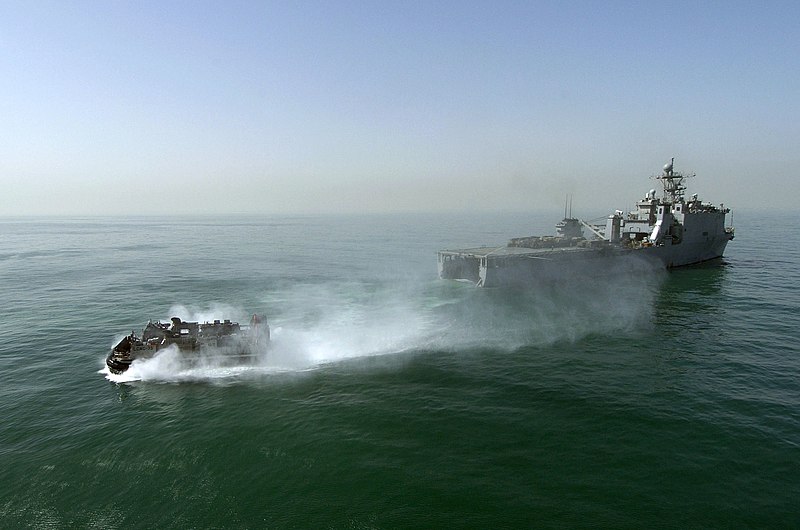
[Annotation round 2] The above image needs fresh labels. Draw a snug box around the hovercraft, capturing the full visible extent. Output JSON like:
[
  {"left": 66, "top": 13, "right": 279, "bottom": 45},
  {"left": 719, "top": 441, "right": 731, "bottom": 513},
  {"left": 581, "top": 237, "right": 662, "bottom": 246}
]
[{"left": 106, "top": 314, "right": 269, "bottom": 374}]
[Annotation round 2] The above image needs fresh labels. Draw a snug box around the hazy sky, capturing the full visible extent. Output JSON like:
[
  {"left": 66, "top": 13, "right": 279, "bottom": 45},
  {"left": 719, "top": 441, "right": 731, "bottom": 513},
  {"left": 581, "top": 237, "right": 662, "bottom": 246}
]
[{"left": 2, "top": 1, "right": 798, "bottom": 215}]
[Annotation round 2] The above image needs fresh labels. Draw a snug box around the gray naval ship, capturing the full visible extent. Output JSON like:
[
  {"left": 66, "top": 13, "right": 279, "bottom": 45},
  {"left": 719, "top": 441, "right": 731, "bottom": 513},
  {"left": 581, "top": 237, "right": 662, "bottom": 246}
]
[
  {"left": 106, "top": 314, "right": 269, "bottom": 374},
  {"left": 438, "top": 159, "right": 735, "bottom": 287}
]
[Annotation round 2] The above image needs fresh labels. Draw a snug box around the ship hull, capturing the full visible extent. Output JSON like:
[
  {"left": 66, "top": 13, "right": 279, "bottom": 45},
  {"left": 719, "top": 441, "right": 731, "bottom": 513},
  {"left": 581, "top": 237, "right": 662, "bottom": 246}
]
[
  {"left": 105, "top": 344, "right": 264, "bottom": 374},
  {"left": 640, "top": 236, "right": 730, "bottom": 268},
  {"left": 438, "top": 237, "right": 731, "bottom": 288}
]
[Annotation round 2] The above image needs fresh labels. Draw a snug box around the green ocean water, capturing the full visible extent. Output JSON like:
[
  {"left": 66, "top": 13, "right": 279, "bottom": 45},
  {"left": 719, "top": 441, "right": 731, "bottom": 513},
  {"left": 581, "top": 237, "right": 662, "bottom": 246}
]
[{"left": 1, "top": 211, "right": 798, "bottom": 528}]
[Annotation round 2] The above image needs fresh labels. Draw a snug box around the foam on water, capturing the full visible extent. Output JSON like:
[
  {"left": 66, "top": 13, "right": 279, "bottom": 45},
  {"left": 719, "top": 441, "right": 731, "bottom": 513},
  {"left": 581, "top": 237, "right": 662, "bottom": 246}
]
[{"left": 103, "top": 263, "right": 664, "bottom": 383}]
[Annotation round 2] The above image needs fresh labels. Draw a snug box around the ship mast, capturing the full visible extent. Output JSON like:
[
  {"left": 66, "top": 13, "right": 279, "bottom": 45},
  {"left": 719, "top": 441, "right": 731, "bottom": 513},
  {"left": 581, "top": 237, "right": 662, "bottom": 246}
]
[
  {"left": 563, "top": 194, "right": 574, "bottom": 219},
  {"left": 656, "top": 157, "right": 691, "bottom": 204}
]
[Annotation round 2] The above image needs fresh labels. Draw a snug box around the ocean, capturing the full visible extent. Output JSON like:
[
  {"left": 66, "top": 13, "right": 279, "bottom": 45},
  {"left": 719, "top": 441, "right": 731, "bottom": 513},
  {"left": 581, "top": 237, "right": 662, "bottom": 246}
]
[{"left": 1, "top": 211, "right": 798, "bottom": 528}]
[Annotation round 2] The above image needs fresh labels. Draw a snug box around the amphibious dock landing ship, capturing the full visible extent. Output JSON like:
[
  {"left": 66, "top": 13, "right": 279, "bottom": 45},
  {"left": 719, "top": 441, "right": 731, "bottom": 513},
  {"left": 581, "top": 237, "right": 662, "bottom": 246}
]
[
  {"left": 438, "top": 159, "right": 734, "bottom": 287},
  {"left": 106, "top": 314, "right": 269, "bottom": 374}
]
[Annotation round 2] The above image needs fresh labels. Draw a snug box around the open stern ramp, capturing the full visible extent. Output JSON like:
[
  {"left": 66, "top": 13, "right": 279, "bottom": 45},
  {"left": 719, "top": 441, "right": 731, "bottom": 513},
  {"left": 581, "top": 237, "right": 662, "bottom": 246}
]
[{"left": 438, "top": 245, "right": 597, "bottom": 287}]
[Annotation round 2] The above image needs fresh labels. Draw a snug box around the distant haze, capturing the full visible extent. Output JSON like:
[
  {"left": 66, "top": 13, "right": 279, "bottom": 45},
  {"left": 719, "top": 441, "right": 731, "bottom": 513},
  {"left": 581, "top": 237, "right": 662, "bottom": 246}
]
[{"left": 2, "top": 2, "right": 798, "bottom": 216}]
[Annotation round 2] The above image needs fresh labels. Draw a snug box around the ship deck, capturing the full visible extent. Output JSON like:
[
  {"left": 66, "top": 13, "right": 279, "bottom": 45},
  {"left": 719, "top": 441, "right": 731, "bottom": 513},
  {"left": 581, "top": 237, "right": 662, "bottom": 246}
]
[{"left": 438, "top": 245, "right": 596, "bottom": 259}]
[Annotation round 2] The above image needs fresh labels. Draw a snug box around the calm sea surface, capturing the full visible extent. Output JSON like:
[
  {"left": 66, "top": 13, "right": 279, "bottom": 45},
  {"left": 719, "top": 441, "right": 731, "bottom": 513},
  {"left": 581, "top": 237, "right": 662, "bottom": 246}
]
[{"left": 1, "top": 211, "right": 798, "bottom": 528}]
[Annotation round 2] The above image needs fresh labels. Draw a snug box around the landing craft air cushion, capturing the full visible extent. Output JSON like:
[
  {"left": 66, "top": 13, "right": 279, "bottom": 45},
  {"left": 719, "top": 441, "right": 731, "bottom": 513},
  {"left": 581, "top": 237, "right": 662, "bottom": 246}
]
[{"left": 106, "top": 314, "right": 269, "bottom": 374}]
